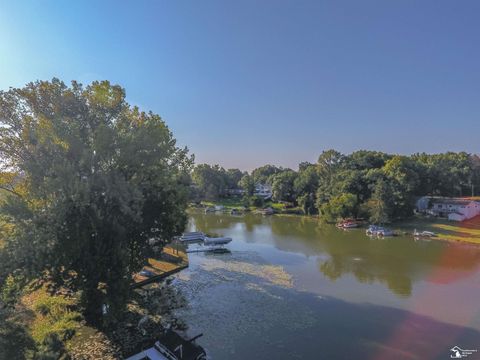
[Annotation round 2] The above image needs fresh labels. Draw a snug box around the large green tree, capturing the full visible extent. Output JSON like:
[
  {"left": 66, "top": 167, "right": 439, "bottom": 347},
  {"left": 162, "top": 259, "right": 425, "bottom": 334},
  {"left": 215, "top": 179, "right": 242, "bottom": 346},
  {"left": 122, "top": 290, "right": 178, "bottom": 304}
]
[
  {"left": 191, "top": 164, "right": 228, "bottom": 200},
  {"left": 271, "top": 170, "right": 297, "bottom": 203},
  {"left": 0, "top": 79, "right": 192, "bottom": 325},
  {"left": 251, "top": 164, "right": 283, "bottom": 185}
]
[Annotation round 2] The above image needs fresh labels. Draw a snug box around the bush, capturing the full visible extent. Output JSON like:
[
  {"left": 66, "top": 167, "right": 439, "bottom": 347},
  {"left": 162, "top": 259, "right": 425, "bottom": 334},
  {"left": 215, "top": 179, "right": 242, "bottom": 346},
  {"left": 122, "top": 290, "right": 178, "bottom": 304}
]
[
  {"left": 246, "top": 195, "right": 265, "bottom": 208},
  {"left": 26, "top": 287, "right": 82, "bottom": 345},
  {"left": 1, "top": 273, "right": 26, "bottom": 306}
]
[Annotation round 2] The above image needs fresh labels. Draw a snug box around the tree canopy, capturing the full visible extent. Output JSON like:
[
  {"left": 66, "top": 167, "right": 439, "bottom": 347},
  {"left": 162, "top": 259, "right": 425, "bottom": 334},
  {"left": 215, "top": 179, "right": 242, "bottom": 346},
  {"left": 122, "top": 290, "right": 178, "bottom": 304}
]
[{"left": 0, "top": 79, "right": 192, "bottom": 324}]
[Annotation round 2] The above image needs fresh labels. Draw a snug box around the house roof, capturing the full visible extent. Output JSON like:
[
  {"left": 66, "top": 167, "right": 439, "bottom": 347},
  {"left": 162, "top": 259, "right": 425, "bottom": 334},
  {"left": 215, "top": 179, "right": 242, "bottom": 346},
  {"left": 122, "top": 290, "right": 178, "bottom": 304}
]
[
  {"left": 431, "top": 198, "right": 477, "bottom": 206},
  {"left": 156, "top": 331, "right": 206, "bottom": 360}
]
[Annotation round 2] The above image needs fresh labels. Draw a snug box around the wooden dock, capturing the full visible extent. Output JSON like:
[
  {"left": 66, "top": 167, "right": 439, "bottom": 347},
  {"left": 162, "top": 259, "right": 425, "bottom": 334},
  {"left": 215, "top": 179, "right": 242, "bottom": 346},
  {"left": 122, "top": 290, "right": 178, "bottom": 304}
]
[{"left": 131, "top": 244, "right": 189, "bottom": 289}]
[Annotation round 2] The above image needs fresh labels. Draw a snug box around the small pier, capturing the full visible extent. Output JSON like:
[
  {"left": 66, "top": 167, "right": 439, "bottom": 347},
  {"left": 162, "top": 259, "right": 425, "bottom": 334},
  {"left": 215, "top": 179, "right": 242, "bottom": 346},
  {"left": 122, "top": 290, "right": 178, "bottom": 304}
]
[{"left": 131, "top": 245, "right": 189, "bottom": 289}]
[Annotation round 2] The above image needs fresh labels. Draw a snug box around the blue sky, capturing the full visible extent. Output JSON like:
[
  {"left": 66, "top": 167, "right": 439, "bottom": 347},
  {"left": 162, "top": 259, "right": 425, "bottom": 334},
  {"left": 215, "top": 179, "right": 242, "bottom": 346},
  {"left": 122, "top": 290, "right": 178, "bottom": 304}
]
[{"left": 1, "top": 0, "right": 479, "bottom": 170}]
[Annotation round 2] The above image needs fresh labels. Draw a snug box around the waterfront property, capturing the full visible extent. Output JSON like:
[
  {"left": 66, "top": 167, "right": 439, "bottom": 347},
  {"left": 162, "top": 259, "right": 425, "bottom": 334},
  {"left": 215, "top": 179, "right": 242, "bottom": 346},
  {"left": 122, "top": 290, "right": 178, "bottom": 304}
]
[
  {"left": 416, "top": 196, "right": 480, "bottom": 221},
  {"left": 254, "top": 183, "right": 273, "bottom": 199}
]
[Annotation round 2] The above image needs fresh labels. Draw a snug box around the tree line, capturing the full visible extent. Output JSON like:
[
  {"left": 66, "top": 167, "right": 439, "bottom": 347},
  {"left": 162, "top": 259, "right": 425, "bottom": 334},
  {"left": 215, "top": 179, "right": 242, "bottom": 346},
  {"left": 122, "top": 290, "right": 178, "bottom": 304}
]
[{"left": 191, "top": 150, "right": 480, "bottom": 223}]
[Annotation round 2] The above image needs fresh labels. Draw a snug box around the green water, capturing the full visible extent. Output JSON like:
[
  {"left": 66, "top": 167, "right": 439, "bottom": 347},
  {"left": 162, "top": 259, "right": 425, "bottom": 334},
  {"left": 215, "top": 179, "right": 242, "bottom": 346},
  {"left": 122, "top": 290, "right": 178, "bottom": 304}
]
[{"left": 172, "top": 212, "right": 480, "bottom": 360}]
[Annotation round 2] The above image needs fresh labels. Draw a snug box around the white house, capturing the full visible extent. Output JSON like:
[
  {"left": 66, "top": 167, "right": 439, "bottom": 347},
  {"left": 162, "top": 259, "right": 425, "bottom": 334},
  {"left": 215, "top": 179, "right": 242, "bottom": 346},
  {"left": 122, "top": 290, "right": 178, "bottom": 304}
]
[
  {"left": 416, "top": 196, "right": 480, "bottom": 221},
  {"left": 254, "top": 183, "right": 272, "bottom": 199}
]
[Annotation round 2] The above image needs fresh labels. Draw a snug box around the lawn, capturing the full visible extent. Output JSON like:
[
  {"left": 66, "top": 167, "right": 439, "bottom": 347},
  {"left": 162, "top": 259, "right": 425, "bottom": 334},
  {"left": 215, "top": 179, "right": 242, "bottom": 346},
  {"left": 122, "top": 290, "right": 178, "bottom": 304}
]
[
  {"left": 199, "top": 198, "right": 244, "bottom": 209},
  {"left": 197, "top": 198, "right": 296, "bottom": 213},
  {"left": 397, "top": 216, "right": 480, "bottom": 244}
]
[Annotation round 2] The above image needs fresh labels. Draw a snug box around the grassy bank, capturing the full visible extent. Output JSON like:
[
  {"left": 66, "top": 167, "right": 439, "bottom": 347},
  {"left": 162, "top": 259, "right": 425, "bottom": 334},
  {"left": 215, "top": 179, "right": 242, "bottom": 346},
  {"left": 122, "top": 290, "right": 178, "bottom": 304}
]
[
  {"left": 397, "top": 216, "right": 480, "bottom": 244},
  {"left": 196, "top": 198, "right": 303, "bottom": 214}
]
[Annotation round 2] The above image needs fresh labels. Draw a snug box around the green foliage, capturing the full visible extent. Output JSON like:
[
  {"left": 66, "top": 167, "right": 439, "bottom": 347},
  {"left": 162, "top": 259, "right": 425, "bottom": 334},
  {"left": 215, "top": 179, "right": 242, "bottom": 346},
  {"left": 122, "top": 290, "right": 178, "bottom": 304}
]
[
  {"left": 30, "top": 333, "right": 68, "bottom": 360},
  {"left": 192, "top": 149, "right": 479, "bottom": 222},
  {"left": 246, "top": 195, "right": 265, "bottom": 208},
  {"left": 0, "top": 79, "right": 192, "bottom": 324},
  {"left": 191, "top": 164, "right": 245, "bottom": 200},
  {"left": 239, "top": 174, "right": 255, "bottom": 196},
  {"left": 271, "top": 170, "right": 297, "bottom": 203},
  {"left": 226, "top": 168, "right": 244, "bottom": 188},
  {"left": 1, "top": 273, "right": 26, "bottom": 306},
  {"left": 251, "top": 165, "right": 283, "bottom": 185},
  {"left": 365, "top": 179, "right": 394, "bottom": 224},
  {"left": 192, "top": 164, "right": 227, "bottom": 200},
  {"left": 294, "top": 164, "right": 319, "bottom": 214},
  {"left": 320, "top": 193, "right": 358, "bottom": 223},
  {"left": 0, "top": 307, "right": 35, "bottom": 360}
]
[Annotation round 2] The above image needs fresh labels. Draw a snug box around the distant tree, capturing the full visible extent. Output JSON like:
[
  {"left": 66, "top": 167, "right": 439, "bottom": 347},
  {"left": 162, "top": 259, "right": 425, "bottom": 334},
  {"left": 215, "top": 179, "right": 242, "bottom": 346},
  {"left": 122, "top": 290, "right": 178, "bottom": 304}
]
[
  {"left": 271, "top": 170, "right": 298, "bottom": 203},
  {"left": 226, "top": 168, "right": 244, "bottom": 189},
  {"left": 298, "top": 161, "right": 314, "bottom": 172},
  {"left": 382, "top": 156, "right": 420, "bottom": 217},
  {"left": 344, "top": 150, "right": 391, "bottom": 170},
  {"left": 297, "top": 193, "right": 316, "bottom": 215},
  {"left": 294, "top": 165, "right": 319, "bottom": 214},
  {"left": 365, "top": 179, "right": 394, "bottom": 223},
  {"left": 239, "top": 174, "right": 255, "bottom": 197},
  {"left": 470, "top": 154, "right": 480, "bottom": 196},
  {"left": 411, "top": 152, "right": 472, "bottom": 196},
  {"left": 251, "top": 165, "right": 282, "bottom": 185},
  {"left": 0, "top": 79, "right": 192, "bottom": 325},
  {"left": 316, "top": 149, "right": 345, "bottom": 204},
  {"left": 191, "top": 164, "right": 227, "bottom": 199},
  {"left": 320, "top": 193, "right": 358, "bottom": 223}
]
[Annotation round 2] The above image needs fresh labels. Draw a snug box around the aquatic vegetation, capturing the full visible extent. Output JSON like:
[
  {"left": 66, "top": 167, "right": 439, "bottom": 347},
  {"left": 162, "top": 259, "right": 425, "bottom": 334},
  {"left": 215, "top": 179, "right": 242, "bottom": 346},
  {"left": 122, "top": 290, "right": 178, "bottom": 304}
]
[{"left": 199, "top": 258, "right": 293, "bottom": 288}]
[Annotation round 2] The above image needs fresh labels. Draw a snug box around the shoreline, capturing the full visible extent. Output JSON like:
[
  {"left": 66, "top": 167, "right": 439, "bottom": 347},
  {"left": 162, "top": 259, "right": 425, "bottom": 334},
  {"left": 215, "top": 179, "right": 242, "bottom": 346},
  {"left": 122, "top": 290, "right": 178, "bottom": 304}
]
[{"left": 191, "top": 202, "right": 480, "bottom": 245}]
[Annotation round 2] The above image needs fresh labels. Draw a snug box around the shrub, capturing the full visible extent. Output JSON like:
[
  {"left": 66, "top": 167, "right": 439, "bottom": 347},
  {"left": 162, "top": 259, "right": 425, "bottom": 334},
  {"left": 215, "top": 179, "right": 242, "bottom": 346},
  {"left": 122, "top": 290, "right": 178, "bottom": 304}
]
[{"left": 1, "top": 273, "right": 26, "bottom": 306}]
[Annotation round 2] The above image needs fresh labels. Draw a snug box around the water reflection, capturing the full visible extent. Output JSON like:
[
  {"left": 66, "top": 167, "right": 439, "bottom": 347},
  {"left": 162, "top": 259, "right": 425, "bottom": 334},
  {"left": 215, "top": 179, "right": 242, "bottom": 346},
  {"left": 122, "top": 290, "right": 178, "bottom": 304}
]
[
  {"left": 188, "top": 211, "right": 480, "bottom": 298},
  {"left": 176, "top": 252, "right": 480, "bottom": 360}
]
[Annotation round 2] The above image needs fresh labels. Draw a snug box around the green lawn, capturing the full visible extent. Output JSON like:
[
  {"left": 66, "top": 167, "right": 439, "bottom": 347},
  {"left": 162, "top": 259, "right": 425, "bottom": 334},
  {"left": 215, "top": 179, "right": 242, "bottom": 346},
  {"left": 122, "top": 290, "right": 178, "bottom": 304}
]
[
  {"left": 396, "top": 216, "right": 480, "bottom": 244},
  {"left": 200, "top": 198, "right": 244, "bottom": 209},
  {"left": 196, "top": 198, "right": 297, "bottom": 213}
]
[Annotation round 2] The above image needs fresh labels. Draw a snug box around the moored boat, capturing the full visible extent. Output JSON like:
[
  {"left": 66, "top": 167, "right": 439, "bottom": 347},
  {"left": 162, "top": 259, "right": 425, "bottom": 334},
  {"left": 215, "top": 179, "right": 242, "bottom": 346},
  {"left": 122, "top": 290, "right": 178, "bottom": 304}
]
[
  {"left": 258, "top": 207, "right": 274, "bottom": 215},
  {"left": 366, "top": 225, "right": 394, "bottom": 237},
  {"left": 413, "top": 229, "right": 437, "bottom": 238},
  {"left": 204, "top": 236, "right": 232, "bottom": 246},
  {"left": 179, "top": 231, "right": 205, "bottom": 242},
  {"left": 337, "top": 219, "right": 363, "bottom": 229}
]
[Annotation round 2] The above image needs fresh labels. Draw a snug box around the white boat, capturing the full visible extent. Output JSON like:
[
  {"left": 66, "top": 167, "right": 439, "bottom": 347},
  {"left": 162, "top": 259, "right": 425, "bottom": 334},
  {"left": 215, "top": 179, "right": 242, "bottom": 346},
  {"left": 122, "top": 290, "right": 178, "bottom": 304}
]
[
  {"left": 179, "top": 232, "right": 205, "bottom": 242},
  {"left": 203, "top": 236, "right": 232, "bottom": 245},
  {"left": 366, "top": 225, "right": 394, "bottom": 237},
  {"left": 366, "top": 225, "right": 380, "bottom": 235},
  {"left": 377, "top": 228, "right": 394, "bottom": 237},
  {"left": 413, "top": 229, "right": 437, "bottom": 238}
]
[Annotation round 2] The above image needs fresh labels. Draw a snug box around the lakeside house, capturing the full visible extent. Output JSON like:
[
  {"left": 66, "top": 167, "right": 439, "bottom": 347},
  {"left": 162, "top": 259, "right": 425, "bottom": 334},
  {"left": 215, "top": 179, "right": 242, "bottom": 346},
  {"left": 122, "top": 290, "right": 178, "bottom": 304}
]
[
  {"left": 416, "top": 196, "right": 480, "bottom": 221},
  {"left": 254, "top": 183, "right": 272, "bottom": 199}
]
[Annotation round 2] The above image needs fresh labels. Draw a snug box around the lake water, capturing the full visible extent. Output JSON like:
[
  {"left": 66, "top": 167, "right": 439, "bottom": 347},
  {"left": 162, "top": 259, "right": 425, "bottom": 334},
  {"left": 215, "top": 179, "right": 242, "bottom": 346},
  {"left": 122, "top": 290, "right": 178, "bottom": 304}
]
[{"left": 172, "top": 212, "right": 480, "bottom": 360}]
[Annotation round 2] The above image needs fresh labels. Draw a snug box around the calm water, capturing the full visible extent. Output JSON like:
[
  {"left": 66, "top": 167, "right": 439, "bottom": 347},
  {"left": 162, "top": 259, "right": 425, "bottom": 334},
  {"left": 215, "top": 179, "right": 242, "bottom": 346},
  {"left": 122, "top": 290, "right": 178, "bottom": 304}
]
[{"left": 172, "top": 212, "right": 480, "bottom": 360}]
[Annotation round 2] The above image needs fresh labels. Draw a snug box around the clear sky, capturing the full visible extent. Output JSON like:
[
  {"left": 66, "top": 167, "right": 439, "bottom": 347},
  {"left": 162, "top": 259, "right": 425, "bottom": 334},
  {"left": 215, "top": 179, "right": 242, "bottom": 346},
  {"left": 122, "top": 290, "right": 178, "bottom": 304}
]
[{"left": 1, "top": 0, "right": 479, "bottom": 170}]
